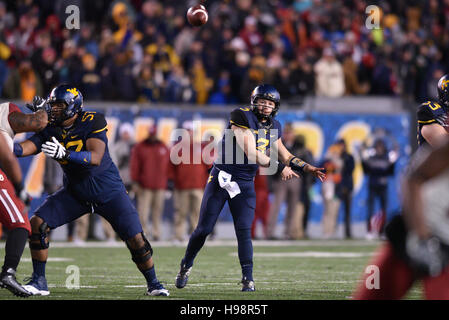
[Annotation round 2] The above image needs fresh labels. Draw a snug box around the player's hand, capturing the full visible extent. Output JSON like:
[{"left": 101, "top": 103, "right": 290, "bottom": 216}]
[
  {"left": 13, "top": 183, "right": 32, "bottom": 206},
  {"left": 281, "top": 166, "right": 299, "bottom": 181},
  {"left": 26, "top": 96, "right": 52, "bottom": 122},
  {"left": 406, "top": 233, "right": 449, "bottom": 277},
  {"left": 305, "top": 164, "right": 326, "bottom": 182},
  {"left": 26, "top": 96, "right": 49, "bottom": 112},
  {"left": 41, "top": 137, "right": 68, "bottom": 160}
]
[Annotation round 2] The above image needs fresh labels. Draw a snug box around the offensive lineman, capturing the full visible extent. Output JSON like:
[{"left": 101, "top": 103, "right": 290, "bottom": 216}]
[
  {"left": 0, "top": 99, "right": 48, "bottom": 297},
  {"left": 175, "top": 84, "right": 326, "bottom": 291},
  {"left": 14, "top": 84, "right": 169, "bottom": 296}
]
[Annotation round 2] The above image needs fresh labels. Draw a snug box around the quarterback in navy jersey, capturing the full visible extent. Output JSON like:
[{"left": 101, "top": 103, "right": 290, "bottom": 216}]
[
  {"left": 175, "top": 84, "right": 325, "bottom": 291},
  {"left": 13, "top": 85, "right": 169, "bottom": 297}
]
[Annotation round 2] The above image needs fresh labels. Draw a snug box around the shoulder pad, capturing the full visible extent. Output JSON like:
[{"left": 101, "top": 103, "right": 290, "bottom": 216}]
[
  {"left": 230, "top": 108, "right": 250, "bottom": 129},
  {"left": 83, "top": 112, "right": 107, "bottom": 133},
  {"left": 417, "top": 101, "right": 443, "bottom": 124}
]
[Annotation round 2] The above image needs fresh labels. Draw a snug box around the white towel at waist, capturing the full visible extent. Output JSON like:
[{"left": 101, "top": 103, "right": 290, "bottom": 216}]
[{"left": 218, "top": 170, "right": 241, "bottom": 199}]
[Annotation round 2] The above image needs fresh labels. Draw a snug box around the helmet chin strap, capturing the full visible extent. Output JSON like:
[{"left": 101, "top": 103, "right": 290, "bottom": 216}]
[{"left": 252, "top": 103, "right": 272, "bottom": 120}]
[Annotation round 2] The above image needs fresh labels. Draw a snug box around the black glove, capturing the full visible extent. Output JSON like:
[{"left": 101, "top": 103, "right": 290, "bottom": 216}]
[{"left": 26, "top": 96, "right": 52, "bottom": 121}]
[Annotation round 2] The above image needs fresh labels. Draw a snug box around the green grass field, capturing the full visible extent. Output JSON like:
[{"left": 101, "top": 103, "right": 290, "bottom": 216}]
[{"left": 0, "top": 240, "right": 423, "bottom": 300}]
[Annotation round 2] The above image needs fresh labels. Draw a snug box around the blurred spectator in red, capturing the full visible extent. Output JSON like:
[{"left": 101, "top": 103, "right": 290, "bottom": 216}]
[
  {"left": 43, "top": 15, "right": 63, "bottom": 52},
  {"left": 168, "top": 121, "right": 210, "bottom": 242},
  {"left": 130, "top": 124, "right": 170, "bottom": 241},
  {"left": 252, "top": 168, "right": 270, "bottom": 240},
  {"left": 239, "top": 16, "right": 263, "bottom": 55},
  {"left": 5, "top": 13, "right": 38, "bottom": 59}
]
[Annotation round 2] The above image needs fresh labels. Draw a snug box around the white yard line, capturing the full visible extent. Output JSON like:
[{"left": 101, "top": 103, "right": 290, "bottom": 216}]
[
  {"left": 0, "top": 239, "right": 382, "bottom": 249},
  {"left": 230, "top": 252, "right": 374, "bottom": 258}
]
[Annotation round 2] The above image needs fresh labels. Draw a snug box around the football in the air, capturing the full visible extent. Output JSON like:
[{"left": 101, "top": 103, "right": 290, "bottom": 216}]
[{"left": 187, "top": 4, "right": 208, "bottom": 27}]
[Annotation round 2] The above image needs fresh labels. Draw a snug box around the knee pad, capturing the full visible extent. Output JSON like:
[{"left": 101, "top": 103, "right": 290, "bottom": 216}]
[
  {"left": 29, "top": 221, "right": 49, "bottom": 250},
  {"left": 126, "top": 232, "right": 153, "bottom": 264}
]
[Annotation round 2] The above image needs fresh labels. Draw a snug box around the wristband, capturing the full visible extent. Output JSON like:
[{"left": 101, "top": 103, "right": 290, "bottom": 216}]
[
  {"left": 289, "top": 156, "right": 307, "bottom": 174},
  {"left": 66, "top": 151, "right": 92, "bottom": 166},
  {"left": 13, "top": 143, "right": 23, "bottom": 157}
]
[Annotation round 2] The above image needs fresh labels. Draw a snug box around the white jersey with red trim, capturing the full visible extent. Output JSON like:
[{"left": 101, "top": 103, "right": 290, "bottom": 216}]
[{"left": 0, "top": 102, "right": 20, "bottom": 152}]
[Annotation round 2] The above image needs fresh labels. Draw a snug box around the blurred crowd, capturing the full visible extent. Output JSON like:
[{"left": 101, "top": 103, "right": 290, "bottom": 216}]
[{"left": 0, "top": 0, "right": 447, "bottom": 105}]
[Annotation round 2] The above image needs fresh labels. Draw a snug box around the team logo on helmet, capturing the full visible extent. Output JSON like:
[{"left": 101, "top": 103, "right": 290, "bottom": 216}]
[
  {"left": 441, "top": 80, "right": 449, "bottom": 90},
  {"left": 67, "top": 88, "right": 79, "bottom": 96}
]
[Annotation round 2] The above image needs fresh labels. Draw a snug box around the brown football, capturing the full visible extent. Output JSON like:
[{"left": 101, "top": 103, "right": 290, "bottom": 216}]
[{"left": 187, "top": 4, "right": 208, "bottom": 27}]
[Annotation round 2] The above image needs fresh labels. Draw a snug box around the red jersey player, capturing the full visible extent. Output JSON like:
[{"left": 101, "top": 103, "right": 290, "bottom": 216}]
[{"left": 0, "top": 98, "right": 48, "bottom": 297}]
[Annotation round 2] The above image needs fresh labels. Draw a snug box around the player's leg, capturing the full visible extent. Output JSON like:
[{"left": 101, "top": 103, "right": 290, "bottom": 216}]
[
  {"left": 353, "top": 242, "right": 415, "bottom": 299},
  {"left": 176, "top": 171, "right": 229, "bottom": 288},
  {"left": 228, "top": 180, "right": 257, "bottom": 291},
  {"left": 24, "top": 188, "right": 89, "bottom": 296},
  {"left": 125, "top": 232, "right": 169, "bottom": 296},
  {"left": 96, "top": 190, "right": 168, "bottom": 296},
  {"left": 0, "top": 183, "right": 32, "bottom": 297}
]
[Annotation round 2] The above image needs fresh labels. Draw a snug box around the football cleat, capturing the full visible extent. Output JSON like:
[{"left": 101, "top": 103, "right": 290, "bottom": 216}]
[
  {"left": 241, "top": 277, "right": 255, "bottom": 292},
  {"left": 146, "top": 282, "right": 170, "bottom": 296},
  {"left": 22, "top": 273, "right": 50, "bottom": 296},
  {"left": 0, "top": 268, "right": 31, "bottom": 297},
  {"left": 175, "top": 262, "right": 192, "bottom": 289}
]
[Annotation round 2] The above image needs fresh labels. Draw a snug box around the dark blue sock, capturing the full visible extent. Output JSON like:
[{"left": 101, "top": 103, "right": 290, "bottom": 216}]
[
  {"left": 142, "top": 266, "right": 159, "bottom": 287},
  {"left": 241, "top": 263, "right": 253, "bottom": 281},
  {"left": 32, "top": 259, "right": 46, "bottom": 278},
  {"left": 236, "top": 228, "right": 253, "bottom": 281}
]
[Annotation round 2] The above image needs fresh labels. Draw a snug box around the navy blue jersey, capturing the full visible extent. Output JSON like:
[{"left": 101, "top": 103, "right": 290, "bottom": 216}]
[
  {"left": 214, "top": 107, "right": 282, "bottom": 180},
  {"left": 29, "top": 111, "right": 124, "bottom": 203},
  {"left": 417, "top": 101, "right": 448, "bottom": 146}
]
